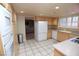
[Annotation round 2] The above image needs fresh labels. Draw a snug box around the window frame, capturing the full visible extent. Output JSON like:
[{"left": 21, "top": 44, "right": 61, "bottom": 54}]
[{"left": 59, "top": 16, "right": 79, "bottom": 29}]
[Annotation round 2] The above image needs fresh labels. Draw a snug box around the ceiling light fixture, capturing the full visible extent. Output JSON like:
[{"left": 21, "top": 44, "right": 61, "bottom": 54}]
[
  {"left": 20, "top": 11, "right": 24, "bottom": 13},
  {"left": 40, "top": 14, "right": 43, "bottom": 16},
  {"left": 72, "top": 12, "right": 75, "bottom": 14},
  {"left": 55, "top": 6, "right": 60, "bottom": 9}
]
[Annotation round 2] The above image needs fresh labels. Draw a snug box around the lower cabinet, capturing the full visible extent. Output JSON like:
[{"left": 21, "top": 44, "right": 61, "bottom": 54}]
[
  {"left": 54, "top": 48, "right": 64, "bottom": 56},
  {"left": 70, "top": 34, "right": 79, "bottom": 38},
  {"left": 48, "top": 30, "right": 52, "bottom": 39},
  {"left": 57, "top": 32, "right": 70, "bottom": 42}
]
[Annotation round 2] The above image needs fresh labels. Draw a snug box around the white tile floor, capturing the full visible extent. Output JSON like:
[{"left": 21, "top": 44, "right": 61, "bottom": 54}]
[{"left": 17, "top": 39, "right": 57, "bottom": 56}]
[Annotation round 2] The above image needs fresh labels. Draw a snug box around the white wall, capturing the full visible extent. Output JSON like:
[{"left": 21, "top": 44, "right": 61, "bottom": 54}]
[{"left": 17, "top": 15, "right": 26, "bottom": 41}]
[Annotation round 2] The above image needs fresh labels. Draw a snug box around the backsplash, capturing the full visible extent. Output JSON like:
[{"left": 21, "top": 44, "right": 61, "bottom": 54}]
[{"left": 48, "top": 25, "right": 58, "bottom": 30}]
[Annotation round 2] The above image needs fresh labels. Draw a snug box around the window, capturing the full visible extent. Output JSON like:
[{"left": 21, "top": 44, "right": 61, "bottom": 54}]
[
  {"left": 59, "top": 18, "right": 67, "bottom": 27},
  {"left": 62, "top": 18, "right": 67, "bottom": 27},
  {"left": 72, "top": 16, "right": 78, "bottom": 28},
  {"left": 59, "top": 18, "right": 63, "bottom": 27},
  {"left": 59, "top": 16, "right": 79, "bottom": 29},
  {"left": 67, "top": 17, "right": 72, "bottom": 28}
]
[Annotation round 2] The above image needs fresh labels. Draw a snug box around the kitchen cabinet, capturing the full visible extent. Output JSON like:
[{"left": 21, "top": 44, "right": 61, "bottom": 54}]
[
  {"left": 70, "top": 34, "right": 79, "bottom": 38},
  {"left": 34, "top": 16, "right": 48, "bottom": 21},
  {"left": 57, "top": 31, "right": 79, "bottom": 42},
  {"left": 48, "top": 30, "right": 52, "bottom": 39},
  {"left": 0, "top": 34, "right": 4, "bottom": 55},
  {"left": 48, "top": 17, "right": 58, "bottom": 39},
  {"left": 48, "top": 18, "right": 53, "bottom": 25},
  {"left": 12, "top": 12, "right": 18, "bottom": 55},
  {"left": 48, "top": 17, "right": 58, "bottom": 26},
  {"left": 57, "top": 32, "right": 70, "bottom": 42},
  {"left": 54, "top": 48, "right": 64, "bottom": 56}
]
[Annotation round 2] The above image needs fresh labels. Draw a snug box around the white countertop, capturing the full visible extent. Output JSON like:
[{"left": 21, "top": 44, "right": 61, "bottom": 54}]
[
  {"left": 58, "top": 30, "right": 72, "bottom": 33},
  {"left": 53, "top": 38, "right": 79, "bottom": 56}
]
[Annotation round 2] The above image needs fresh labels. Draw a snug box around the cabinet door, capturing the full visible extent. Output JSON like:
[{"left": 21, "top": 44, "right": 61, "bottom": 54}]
[
  {"left": 57, "top": 32, "right": 63, "bottom": 42},
  {"left": 54, "top": 48, "right": 64, "bottom": 56},
  {"left": 62, "top": 32, "right": 70, "bottom": 41},
  {"left": 70, "top": 34, "right": 79, "bottom": 38},
  {"left": 48, "top": 19, "right": 52, "bottom": 25},
  {"left": 48, "top": 30, "right": 52, "bottom": 39},
  {"left": 57, "top": 32, "right": 70, "bottom": 42}
]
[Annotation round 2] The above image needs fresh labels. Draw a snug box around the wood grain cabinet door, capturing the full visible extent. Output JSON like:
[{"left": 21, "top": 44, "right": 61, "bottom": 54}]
[
  {"left": 62, "top": 32, "right": 70, "bottom": 41},
  {"left": 48, "top": 30, "right": 52, "bottom": 39},
  {"left": 54, "top": 48, "right": 64, "bottom": 56},
  {"left": 57, "top": 32, "right": 70, "bottom": 42},
  {"left": 57, "top": 32, "right": 63, "bottom": 42}
]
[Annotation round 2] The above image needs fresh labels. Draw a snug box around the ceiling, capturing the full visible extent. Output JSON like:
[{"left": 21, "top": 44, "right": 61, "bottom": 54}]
[{"left": 12, "top": 3, "right": 79, "bottom": 17}]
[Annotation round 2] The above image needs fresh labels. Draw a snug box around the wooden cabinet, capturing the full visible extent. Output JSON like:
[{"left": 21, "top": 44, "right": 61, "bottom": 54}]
[
  {"left": 48, "top": 17, "right": 58, "bottom": 25},
  {"left": 48, "top": 17, "right": 58, "bottom": 39},
  {"left": 34, "top": 16, "right": 48, "bottom": 21},
  {"left": 48, "top": 30, "right": 52, "bottom": 39},
  {"left": 57, "top": 32, "right": 70, "bottom": 42},
  {"left": 0, "top": 34, "right": 4, "bottom": 56},
  {"left": 52, "top": 18, "right": 58, "bottom": 25},
  {"left": 54, "top": 48, "right": 64, "bottom": 56},
  {"left": 12, "top": 12, "right": 18, "bottom": 56},
  {"left": 48, "top": 18, "right": 53, "bottom": 25},
  {"left": 70, "top": 34, "right": 79, "bottom": 38}
]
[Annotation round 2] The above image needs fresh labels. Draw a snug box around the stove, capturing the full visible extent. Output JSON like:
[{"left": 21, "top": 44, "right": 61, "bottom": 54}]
[{"left": 71, "top": 38, "right": 79, "bottom": 44}]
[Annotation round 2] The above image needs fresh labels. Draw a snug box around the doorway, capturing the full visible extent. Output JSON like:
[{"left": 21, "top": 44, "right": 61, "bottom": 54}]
[{"left": 25, "top": 19, "right": 34, "bottom": 40}]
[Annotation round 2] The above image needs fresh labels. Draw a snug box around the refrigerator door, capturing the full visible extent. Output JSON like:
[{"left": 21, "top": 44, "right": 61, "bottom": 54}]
[
  {"left": 37, "top": 32, "right": 47, "bottom": 41},
  {"left": 35, "top": 21, "right": 48, "bottom": 41},
  {"left": 37, "top": 21, "right": 48, "bottom": 33}
]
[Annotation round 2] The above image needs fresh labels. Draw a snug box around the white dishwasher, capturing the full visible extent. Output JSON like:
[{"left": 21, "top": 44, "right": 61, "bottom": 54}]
[{"left": 52, "top": 30, "right": 57, "bottom": 40}]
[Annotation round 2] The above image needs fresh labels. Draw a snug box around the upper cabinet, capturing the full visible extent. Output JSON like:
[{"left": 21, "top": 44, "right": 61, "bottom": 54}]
[
  {"left": 34, "top": 16, "right": 48, "bottom": 21},
  {"left": 48, "top": 17, "right": 58, "bottom": 26},
  {"left": 58, "top": 16, "right": 79, "bottom": 29}
]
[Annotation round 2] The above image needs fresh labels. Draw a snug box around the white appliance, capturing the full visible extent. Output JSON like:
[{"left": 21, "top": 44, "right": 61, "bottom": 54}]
[
  {"left": 0, "top": 5, "right": 13, "bottom": 56},
  {"left": 35, "top": 21, "right": 48, "bottom": 41},
  {"left": 52, "top": 30, "right": 57, "bottom": 40}
]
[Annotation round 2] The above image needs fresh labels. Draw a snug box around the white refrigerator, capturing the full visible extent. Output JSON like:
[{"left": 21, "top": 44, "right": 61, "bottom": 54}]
[
  {"left": 0, "top": 5, "right": 13, "bottom": 56},
  {"left": 35, "top": 21, "right": 48, "bottom": 41}
]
